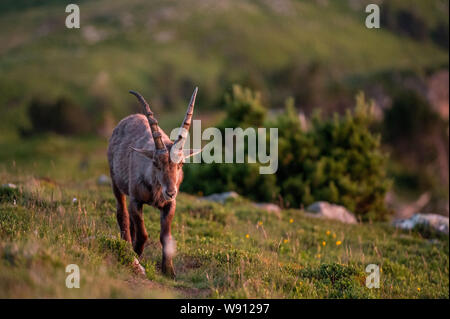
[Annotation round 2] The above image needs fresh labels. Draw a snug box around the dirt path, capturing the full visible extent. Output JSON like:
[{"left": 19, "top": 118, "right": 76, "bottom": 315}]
[{"left": 125, "top": 276, "right": 211, "bottom": 298}]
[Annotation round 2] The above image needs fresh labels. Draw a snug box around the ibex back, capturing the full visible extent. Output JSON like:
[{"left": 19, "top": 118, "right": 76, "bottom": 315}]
[{"left": 107, "top": 87, "right": 201, "bottom": 277}]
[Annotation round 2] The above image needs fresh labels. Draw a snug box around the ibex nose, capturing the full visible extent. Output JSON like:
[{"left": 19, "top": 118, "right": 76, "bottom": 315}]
[{"left": 165, "top": 189, "right": 177, "bottom": 199}]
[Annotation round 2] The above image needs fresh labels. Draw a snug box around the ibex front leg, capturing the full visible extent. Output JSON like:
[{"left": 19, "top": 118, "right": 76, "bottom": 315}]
[
  {"left": 160, "top": 200, "right": 176, "bottom": 278},
  {"left": 112, "top": 181, "right": 132, "bottom": 243},
  {"left": 129, "top": 198, "right": 148, "bottom": 256}
]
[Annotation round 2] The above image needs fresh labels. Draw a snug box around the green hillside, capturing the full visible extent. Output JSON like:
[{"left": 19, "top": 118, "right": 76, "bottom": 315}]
[
  {"left": 0, "top": 0, "right": 448, "bottom": 136},
  {"left": 0, "top": 0, "right": 448, "bottom": 299}
]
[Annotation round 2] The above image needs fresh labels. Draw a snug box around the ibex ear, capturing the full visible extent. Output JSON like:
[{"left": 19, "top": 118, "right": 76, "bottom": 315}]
[
  {"left": 183, "top": 149, "right": 202, "bottom": 158},
  {"left": 130, "top": 146, "right": 154, "bottom": 159}
]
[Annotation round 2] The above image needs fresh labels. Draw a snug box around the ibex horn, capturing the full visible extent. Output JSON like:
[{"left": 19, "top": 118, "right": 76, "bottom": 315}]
[
  {"left": 129, "top": 90, "right": 167, "bottom": 152},
  {"left": 174, "top": 87, "right": 198, "bottom": 150}
]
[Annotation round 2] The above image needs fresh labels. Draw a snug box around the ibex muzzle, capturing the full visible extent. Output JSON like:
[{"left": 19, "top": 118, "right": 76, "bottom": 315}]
[{"left": 107, "top": 87, "right": 201, "bottom": 277}]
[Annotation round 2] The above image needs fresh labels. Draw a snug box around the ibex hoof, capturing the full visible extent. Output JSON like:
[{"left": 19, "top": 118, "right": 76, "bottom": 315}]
[
  {"left": 162, "top": 264, "right": 176, "bottom": 279},
  {"left": 132, "top": 257, "right": 146, "bottom": 277}
]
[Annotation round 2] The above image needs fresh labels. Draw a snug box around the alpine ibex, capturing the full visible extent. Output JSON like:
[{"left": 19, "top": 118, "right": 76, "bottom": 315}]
[{"left": 107, "top": 87, "right": 201, "bottom": 277}]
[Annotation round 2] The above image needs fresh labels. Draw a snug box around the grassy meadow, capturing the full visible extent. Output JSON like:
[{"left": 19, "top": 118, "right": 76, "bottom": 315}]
[
  {"left": 0, "top": 135, "right": 448, "bottom": 298},
  {"left": 0, "top": 0, "right": 449, "bottom": 299}
]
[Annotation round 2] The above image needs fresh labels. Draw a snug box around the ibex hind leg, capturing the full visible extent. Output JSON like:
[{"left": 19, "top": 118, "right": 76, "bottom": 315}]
[{"left": 112, "top": 181, "right": 132, "bottom": 243}]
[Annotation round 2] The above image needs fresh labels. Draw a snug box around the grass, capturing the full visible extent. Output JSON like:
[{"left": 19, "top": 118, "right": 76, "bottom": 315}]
[{"left": 0, "top": 135, "right": 448, "bottom": 298}]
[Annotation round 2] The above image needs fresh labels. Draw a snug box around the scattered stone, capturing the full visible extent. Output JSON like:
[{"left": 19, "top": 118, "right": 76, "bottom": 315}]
[
  {"left": 253, "top": 203, "right": 281, "bottom": 218},
  {"left": 393, "top": 214, "right": 449, "bottom": 235},
  {"left": 201, "top": 191, "right": 239, "bottom": 204},
  {"left": 306, "top": 201, "right": 358, "bottom": 224},
  {"left": 1, "top": 183, "right": 17, "bottom": 189},
  {"left": 132, "top": 257, "right": 146, "bottom": 276},
  {"left": 97, "top": 174, "right": 112, "bottom": 186}
]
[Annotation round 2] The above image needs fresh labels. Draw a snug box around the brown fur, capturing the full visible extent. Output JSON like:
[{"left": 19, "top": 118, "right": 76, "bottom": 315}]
[{"left": 108, "top": 113, "right": 189, "bottom": 277}]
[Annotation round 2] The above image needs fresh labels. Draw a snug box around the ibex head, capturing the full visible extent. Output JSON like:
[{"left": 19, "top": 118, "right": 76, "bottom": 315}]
[{"left": 129, "top": 88, "right": 201, "bottom": 201}]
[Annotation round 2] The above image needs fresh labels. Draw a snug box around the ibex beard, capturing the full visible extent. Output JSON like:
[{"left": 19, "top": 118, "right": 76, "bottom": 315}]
[{"left": 107, "top": 87, "right": 201, "bottom": 278}]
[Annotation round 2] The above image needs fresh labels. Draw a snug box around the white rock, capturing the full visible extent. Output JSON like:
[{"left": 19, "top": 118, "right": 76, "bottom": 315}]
[
  {"left": 202, "top": 191, "right": 239, "bottom": 204},
  {"left": 393, "top": 214, "right": 449, "bottom": 235},
  {"left": 253, "top": 203, "right": 281, "bottom": 218},
  {"left": 253, "top": 203, "right": 281, "bottom": 213},
  {"left": 97, "top": 174, "right": 112, "bottom": 186},
  {"left": 1, "top": 183, "right": 17, "bottom": 189},
  {"left": 306, "top": 201, "right": 358, "bottom": 224}
]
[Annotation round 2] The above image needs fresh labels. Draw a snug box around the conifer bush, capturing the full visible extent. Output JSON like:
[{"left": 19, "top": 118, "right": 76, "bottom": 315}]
[{"left": 182, "top": 86, "right": 392, "bottom": 221}]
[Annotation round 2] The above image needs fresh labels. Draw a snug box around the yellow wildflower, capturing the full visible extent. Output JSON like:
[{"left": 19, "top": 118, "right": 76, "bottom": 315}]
[
  {"left": 283, "top": 239, "right": 289, "bottom": 244},
  {"left": 322, "top": 241, "right": 326, "bottom": 246},
  {"left": 417, "top": 287, "right": 421, "bottom": 292},
  {"left": 289, "top": 218, "right": 294, "bottom": 224},
  {"left": 336, "top": 240, "right": 342, "bottom": 246},
  {"left": 258, "top": 221, "right": 263, "bottom": 226},
  {"left": 245, "top": 234, "right": 250, "bottom": 239},
  {"left": 326, "top": 230, "right": 331, "bottom": 236}
]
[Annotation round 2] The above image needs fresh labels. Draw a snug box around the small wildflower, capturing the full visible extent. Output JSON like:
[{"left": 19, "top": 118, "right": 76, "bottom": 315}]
[
  {"left": 289, "top": 218, "right": 294, "bottom": 224},
  {"left": 417, "top": 287, "right": 421, "bottom": 292},
  {"left": 299, "top": 281, "right": 303, "bottom": 286},
  {"left": 326, "top": 230, "right": 331, "bottom": 236},
  {"left": 258, "top": 221, "right": 263, "bottom": 226},
  {"left": 283, "top": 239, "right": 289, "bottom": 244},
  {"left": 72, "top": 197, "right": 77, "bottom": 204},
  {"left": 245, "top": 234, "right": 250, "bottom": 239},
  {"left": 332, "top": 233, "right": 336, "bottom": 239},
  {"left": 336, "top": 240, "right": 342, "bottom": 246},
  {"left": 316, "top": 254, "right": 321, "bottom": 259},
  {"left": 322, "top": 241, "right": 326, "bottom": 246}
]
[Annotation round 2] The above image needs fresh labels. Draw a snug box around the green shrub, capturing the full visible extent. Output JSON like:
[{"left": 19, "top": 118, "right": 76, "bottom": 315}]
[
  {"left": 380, "top": 1, "right": 449, "bottom": 48},
  {"left": 299, "top": 263, "right": 370, "bottom": 299},
  {"left": 183, "top": 86, "right": 392, "bottom": 221},
  {"left": 383, "top": 89, "right": 448, "bottom": 197},
  {"left": 0, "top": 186, "right": 19, "bottom": 204},
  {"left": 98, "top": 236, "right": 136, "bottom": 265},
  {"left": 275, "top": 93, "right": 392, "bottom": 220},
  {"left": 218, "top": 85, "right": 266, "bottom": 129},
  {"left": 182, "top": 85, "right": 279, "bottom": 202},
  {"left": 22, "top": 97, "right": 91, "bottom": 136}
]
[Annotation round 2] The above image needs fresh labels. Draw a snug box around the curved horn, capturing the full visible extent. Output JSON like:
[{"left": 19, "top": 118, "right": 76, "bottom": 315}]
[
  {"left": 174, "top": 87, "right": 198, "bottom": 150},
  {"left": 129, "top": 90, "right": 167, "bottom": 151}
]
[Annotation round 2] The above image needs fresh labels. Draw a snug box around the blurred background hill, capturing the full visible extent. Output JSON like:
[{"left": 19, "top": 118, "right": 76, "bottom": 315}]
[{"left": 0, "top": 0, "right": 448, "bottom": 218}]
